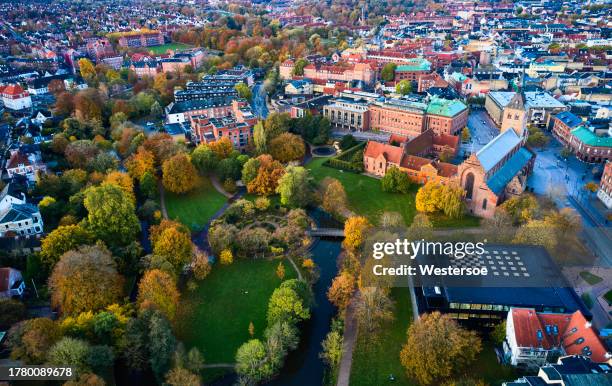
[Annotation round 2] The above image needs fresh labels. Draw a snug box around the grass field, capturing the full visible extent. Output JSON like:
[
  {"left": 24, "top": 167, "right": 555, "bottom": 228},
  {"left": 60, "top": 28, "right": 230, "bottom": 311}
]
[
  {"left": 306, "top": 157, "right": 480, "bottom": 228},
  {"left": 164, "top": 177, "right": 226, "bottom": 231},
  {"left": 350, "top": 287, "right": 516, "bottom": 385},
  {"left": 148, "top": 42, "right": 192, "bottom": 55},
  {"left": 579, "top": 271, "right": 604, "bottom": 285},
  {"left": 604, "top": 290, "right": 612, "bottom": 306},
  {"left": 581, "top": 293, "right": 594, "bottom": 309},
  {"left": 350, "top": 287, "right": 415, "bottom": 386},
  {"left": 175, "top": 259, "right": 297, "bottom": 366}
]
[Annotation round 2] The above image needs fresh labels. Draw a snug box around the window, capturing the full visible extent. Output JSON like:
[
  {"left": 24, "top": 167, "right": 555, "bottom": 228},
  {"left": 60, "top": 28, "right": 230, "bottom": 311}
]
[
  {"left": 482, "top": 199, "right": 487, "bottom": 210},
  {"left": 464, "top": 172, "right": 475, "bottom": 199}
]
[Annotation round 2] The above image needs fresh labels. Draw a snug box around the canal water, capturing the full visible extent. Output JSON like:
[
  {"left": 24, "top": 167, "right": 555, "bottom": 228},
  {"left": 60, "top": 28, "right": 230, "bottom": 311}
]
[{"left": 266, "top": 208, "right": 343, "bottom": 385}]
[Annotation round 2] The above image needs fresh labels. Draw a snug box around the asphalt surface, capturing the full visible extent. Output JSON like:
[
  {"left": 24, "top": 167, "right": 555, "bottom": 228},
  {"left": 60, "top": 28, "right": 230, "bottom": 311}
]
[{"left": 251, "top": 82, "right": 269, "bottom": 118}]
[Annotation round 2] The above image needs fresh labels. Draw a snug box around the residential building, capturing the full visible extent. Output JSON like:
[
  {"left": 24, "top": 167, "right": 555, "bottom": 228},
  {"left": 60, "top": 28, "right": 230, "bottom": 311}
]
[
  {"left": 322, "top": 98, "right": 370, "bottom": 131},
  {"left": 129, "top": 60, "right": 159, "bottom": 79},
  {"left": 174, "top": 81, "right": 238, "bottom": 103},
  {"left": 165, "top": 97, "right": 236, "bottom": 124},
  {"left": 598, "top": 162, "right": 612, "bottom": 209},
  {"left": 0, "top": 183, "right": 43, "bottom": 237},
  {"left": 0, "top": 84, "right": 32, "bottom": 111},
  {"left": 503, "top": 356, "right": 612, "bottom": 386},
  {"left": 394, "top": 58, "right": 432, "bottom": 82},
  {"left": 117, "top": 30, "right": 164, "bottom": 48},
  {"left": 0, "top": 267, "right": 25, "bottom": 299},
  {"left": 552, "top": 111, "right": 584, "bottom": 147},
  {"left": 189, "top": 100, "right": 256, "bottom": 150},
  {"left": 485, "top": 91, "right": 567, "bottom": 127},
  {"left": 285, "top": 79, "right": 313, "bottom": 95},
  {"left": 280, "top": 60, "right": 377, "bottom": 85},
  {"left": 5, "top": 148, "right": 47, "bottom": 182},
  {"left": 417, "top": 72, "right": 449, "bottom": 93},
  {"left": 504, "top": 308, "right": 611, "bottom": 371}
]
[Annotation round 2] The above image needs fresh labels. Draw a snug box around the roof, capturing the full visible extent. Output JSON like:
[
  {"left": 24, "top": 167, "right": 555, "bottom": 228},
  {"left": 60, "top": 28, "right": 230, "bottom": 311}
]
[
  {"left": 476, "top": 129, "right": 523, "bottom": 173},
  {"left": 486, "top": 147, "right": 533, "bottom": 195},
  {"left": 511, "top": 308, "right": 571, "bottom": 350},
  {"left": 426, "top": 97, "right": 467, "bottom": 118},
  {"left": 400, "top": 155, "right": 432, "bottom": 170},
  {"left": 0, "top": 203, "right": 39, "bottom": 223},
  {"left": 571, "top": 126, "right": 612, "bottom": 148},
  {"left": 489, "top": 91, "right": 566, "bottom": 110},
  {"left": 555, "top": 111, "right": 583, "bottom": 129},
  {"left": 395, "top": 58, "right": 431, "bottom": 72},
  {"left": 0, "top": 84, "right": 27, "bottom": 96},
  {"left": 364, "top": 141, "right": 404, "bottom": 164},
  {"left": 6, "top": 151, "right": 30, "bottom": 169}
]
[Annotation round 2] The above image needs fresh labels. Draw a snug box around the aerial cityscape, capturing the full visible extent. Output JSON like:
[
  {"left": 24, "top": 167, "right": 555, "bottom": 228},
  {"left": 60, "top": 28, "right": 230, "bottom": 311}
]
[{"left": 0, "top": 0, "right": 611, "bottom": 385}]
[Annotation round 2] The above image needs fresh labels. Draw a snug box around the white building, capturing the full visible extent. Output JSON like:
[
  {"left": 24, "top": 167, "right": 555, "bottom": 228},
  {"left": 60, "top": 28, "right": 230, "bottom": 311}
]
[
  {"left": 5, "top": 148, "right": 47, "bottom": 182},
  {"left": 0, "top": 183, "right": 43, "bottom": 237},
  {"left": 0, "top": 84, "right": 32, "bottom": 111},
  {"left": 0, "top": 267, "right": 25, "bottom": 298}
]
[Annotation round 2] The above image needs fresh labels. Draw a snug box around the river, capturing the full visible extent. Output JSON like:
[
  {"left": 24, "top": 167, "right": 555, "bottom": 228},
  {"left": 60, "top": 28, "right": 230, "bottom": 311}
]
[{"left": 266, "top": 208, "right": 343, "bottom": 385}]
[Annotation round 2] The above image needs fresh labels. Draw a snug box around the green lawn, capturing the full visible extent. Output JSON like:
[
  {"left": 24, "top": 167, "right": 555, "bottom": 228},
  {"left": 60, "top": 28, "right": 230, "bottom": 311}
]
[
  {"left": 176, "top": 259, "right": 297, "bottom": 365},
  {"left": 164, "top": 177, "right": 226, "bottom": 231},
  {"left": 350, "top": 287, "right": 415, "bottom": 386},
  {"left": 306, "top": 157, "right": 480, "bottom": 228},
  {"left": 581, "top": 293, "right": 594, "bottom": 309},
  {"left": 579, "top": 271, "right": 604, "bottom": 285},
  {"left": 604, "top": 290, "right": 612, "bottom": 306},
  {"left": 148, "top": 42, "right": 192, "bottom": 55},
  {"left": 350, "top": 287, "right": 516, "bottom": 386}
]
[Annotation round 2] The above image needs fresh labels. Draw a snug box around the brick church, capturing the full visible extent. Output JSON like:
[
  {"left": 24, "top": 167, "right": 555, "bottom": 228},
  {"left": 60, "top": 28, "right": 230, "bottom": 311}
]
[{"left": 457, "top": 93, "right": 535, "bottom": 217}]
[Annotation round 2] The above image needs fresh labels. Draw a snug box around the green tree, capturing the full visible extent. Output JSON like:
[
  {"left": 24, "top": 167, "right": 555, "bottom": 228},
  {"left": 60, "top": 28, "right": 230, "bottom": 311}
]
[
  {"left": 380, "top": 166, "right": 412, "bottom": 193},
  {"left": 83, "top": 183, "right": 140, "bottom": 247},
  {"left": 381, "top": 63, "right": 397, "bottom": 82},
  {"left": 0, "top": 299, "right": 26, "bottom": 330},
  {"left": 400, "top": 312, "right": 482, "bottom": 385},
  {"left": 47, "top": 337, "right": 91, "bottom": 375},
  {"left": 264, "top": 320, "right": 299, "bottom": 372},
  {"left": 490, "top": 320, "right": 507, "bottom": 345},
  {"left": 191, "top": 145, "right": 219, "bottom": 174},
  {"left": 320, "top": 330, "right": 343, "bottom": 370},
  {"left": 292, "top": 58, "right": 309, "bottom": 76},
  {"left": 242, "top": 157, "right": 261, "bottom": 184},
  {"left": 267, "top": 286, "right": 310, "bottom": 325},
  {"left": 276, "top": 166, "right": 311, "bottom": 207},
  {"left": 148, "top": 311, "right": 177, "bottom": 381},
  {"left": 234, "top": 82, "right": 252, "bottom": 101},
  {"left": 395, "top": 80, "right": 412, "bottom": 95},
  {"left": 235, "top": 339, "right": 273, "bottom": 384}
]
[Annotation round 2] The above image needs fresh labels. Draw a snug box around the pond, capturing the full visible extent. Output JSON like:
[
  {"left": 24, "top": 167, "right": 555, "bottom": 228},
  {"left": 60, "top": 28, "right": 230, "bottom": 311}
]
[{"left": 312, "top": 146, "right": 337, "bottom": 156}]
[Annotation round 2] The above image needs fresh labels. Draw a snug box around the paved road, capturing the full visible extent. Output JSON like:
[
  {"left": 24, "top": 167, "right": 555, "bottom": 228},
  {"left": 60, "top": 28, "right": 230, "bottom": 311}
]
[
  {"left": 252, "top": 82, "right": 269, "bottom": 119},
  {"left": 466, "top": 109, "right": 500, "bottom": 154},
  {"left": 331, "top": 129, "right": 390, "bottom": 142}
]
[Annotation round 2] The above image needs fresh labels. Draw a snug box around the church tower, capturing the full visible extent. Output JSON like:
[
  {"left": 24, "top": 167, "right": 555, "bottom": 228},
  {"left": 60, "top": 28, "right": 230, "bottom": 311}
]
[{"left": 500, "top": 92, "right": 527, "bottom": 138}]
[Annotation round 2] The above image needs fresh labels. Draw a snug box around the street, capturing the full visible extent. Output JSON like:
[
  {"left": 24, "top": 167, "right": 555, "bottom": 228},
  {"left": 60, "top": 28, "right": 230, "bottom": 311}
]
[
  {"left": 251, "top": 82, "right": 269, "bottom": 119},
  {"left": 466, "top": 109, "right": 499, "bottom": 154}
]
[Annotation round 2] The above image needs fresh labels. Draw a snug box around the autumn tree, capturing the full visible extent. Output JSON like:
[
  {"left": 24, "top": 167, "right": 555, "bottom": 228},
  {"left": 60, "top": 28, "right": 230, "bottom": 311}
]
[
  {"left": 513, "top": 219, "right": 558, "bottom": 251},
  {"left": 9, "top": 317, "right": 61, "bottom": 364},
  {"left": 78, "top": 58, "right": 96, "bottom": 82},
  {"left": 83, "top": 183, "right": 140, "bottom": 247},
  {"left": 126, "top": 147, "right": 156, "bottom": 180},
  {"left": 49, "top": 245, "right": 124, "bottom": 315},
  {"left": 143, "top": 133, "right": 181, "bottom": 166},
  {"left": 235, "top": 339, "right": 273, "bottom": 384},
  {"left": 355, "top": 287, "right": 394, "bottom": 332},
  {"left": 162, "top": 152, "right": 198, "bottom": 194},
  {"left": 327, "top": 271, "right": 355, "bottom": 310},
  {"left": 500, "top": 194, "right": 538, "bottom": 225},
  {"left": 247, "top": 154, "right": 285, "bottom": 196},
  {"left": 415, "top": 181, "right": 464, "bottom": 219},
  {"left": 292, "top": 58, "right": 309, "bottom": 76},
  {"left": 74, "top": 89, "right": 103, "bottom": 121},
  {"left": 400, "top": 312, "right": 481, "bottom": 385},
  {"left": 105, "top": 171, "right": 135, "bottom": 202},
  {"left": 343, "top": 216, "right": 371, "bottom": 253},
  {"left": 65, "top": 140, "right": 99, "bottom": 169},
  {"left": 151, "top": 220, "right": 193, "bottom": 271},
  {"left": 321, "top": 177, "right": 348, "bottom": 219},
  {"left": 137, "top": 269, "right": 180, "bottom": 322},
  {"left": 41, "top": 225, "right": 94, "bottom": 268},
  {"left": 269, "top": 132, "right": 305, "bottom": 163},
  {"left": 55, "top": 92, "right": 75, "bottom": 116},
  {"left": 165, "top": 367, "right": 200, "bottom": 386},
  {"left": 207, "top": 137, "right": 234, "bottom": 159},
  {"left": 461, "top": 127, "right": 471, "bottom": 142},
  {"left": 267, "top": 285, "right": 311, "bottom": 326}
]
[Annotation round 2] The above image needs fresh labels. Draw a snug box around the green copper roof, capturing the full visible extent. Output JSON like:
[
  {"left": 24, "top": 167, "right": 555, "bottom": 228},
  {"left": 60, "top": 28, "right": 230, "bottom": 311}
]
[
  {"left": 395, "top": 58, "right": 431, "bottom": 72},
  {"left": 426, "top": 97, "right": 468, "bottom": 118},
  {"left": 571, "top": 126, "right": 612, "bottom": 147}
]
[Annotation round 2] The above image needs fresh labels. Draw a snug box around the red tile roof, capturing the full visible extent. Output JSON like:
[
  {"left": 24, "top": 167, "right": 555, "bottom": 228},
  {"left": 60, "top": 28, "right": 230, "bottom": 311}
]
[
  {"left": 400, "top": 155, "right": 432, "bottom": 170},
  {"left": 364, "top": 141, "right": 404, "bottom": 164},
  {"left": 0, "top": 84, "right": 27, "bottom": 97},
  {"left": 511, "top": 308, "right": 610, "bottom": 363},
  {"left": 6, "top": 151, "right": 30, "bottom": 169}
]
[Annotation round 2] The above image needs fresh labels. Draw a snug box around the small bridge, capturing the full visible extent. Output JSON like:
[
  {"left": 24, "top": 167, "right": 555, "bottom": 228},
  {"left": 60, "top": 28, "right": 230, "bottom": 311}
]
[{"left": 307, "top": 228, "right": 345, "bottom": 238}]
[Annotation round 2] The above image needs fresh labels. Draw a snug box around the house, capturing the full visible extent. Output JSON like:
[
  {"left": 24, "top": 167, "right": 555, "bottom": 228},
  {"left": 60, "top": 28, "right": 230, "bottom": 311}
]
[
  {"left": 0, "top": 183, "right": 43, "bottom": 237},
  {"left": 598, "top": 161, "right": 612, "bottom": 209},
  {"left": 129, "top": 60, "right": 159, "bottom": 79},
  {"left": 31, "top": 109, "right": 52, "bottom": 126},
  {"left": 5, "top": 147, "right": 47, "bottom": 182},
  {"left": 0, "top": 84, "right": 32, "bottom": 111},
  {"left": 116, "top": 30, "right": 164, "bottom": 48},
  {"left": 189, "top": 100, "right": 257, "bottom": 150},
  {"left": 485, "top": 91, "right": 567, "bottom": 127},
  {"left": 504, "top": 308, "right": 611, "bottom": 371},
  {"left": 552, "top": 111, "right": 584, "bottom": 147},
  {"left": 285, "top": 79, "right": 313, "bottom": 95},
  {"left": 503, "top": 356, "right": 612, "bottom": 386},
  {"left": 0, "top": 267, "right": 25, "bottom": 298}
]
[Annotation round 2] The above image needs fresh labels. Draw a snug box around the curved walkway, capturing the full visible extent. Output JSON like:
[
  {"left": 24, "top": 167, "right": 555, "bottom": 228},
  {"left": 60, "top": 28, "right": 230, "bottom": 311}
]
[
  {"left": 202, "top": 363, "right": 235, "bottom": 369},
  {"left": 158, "top": 180, "right": 169, "bottom": 219},
  {"left": 336, "top": 292, "right": 359, "bottom": 386},
  {"left": 210, "top": 175, "right": 234, "bottom": 199}
]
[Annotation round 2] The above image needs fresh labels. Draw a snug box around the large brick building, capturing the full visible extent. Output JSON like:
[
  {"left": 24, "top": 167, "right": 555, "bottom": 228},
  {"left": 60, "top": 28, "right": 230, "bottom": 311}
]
[
  {"left": 369, "top": 97, "right": 468, "bottom": 138},
  {"left": 394, "top": 58, "right": 432, "bottom": 82},
  {"left": 598, "top": 161, "right": 612, "bottom": 209},
  {"left": 117, "top": 30, "right": 164, "bottom": 48},
  {"left": 189, "top": 100, "right": 256, "bottom": 151},
  {"left": 280, "top": 60, "right": 377, "bottom": 85},
  {"left": 322, "top": 98, "right": 370, "bottom": 131}
]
